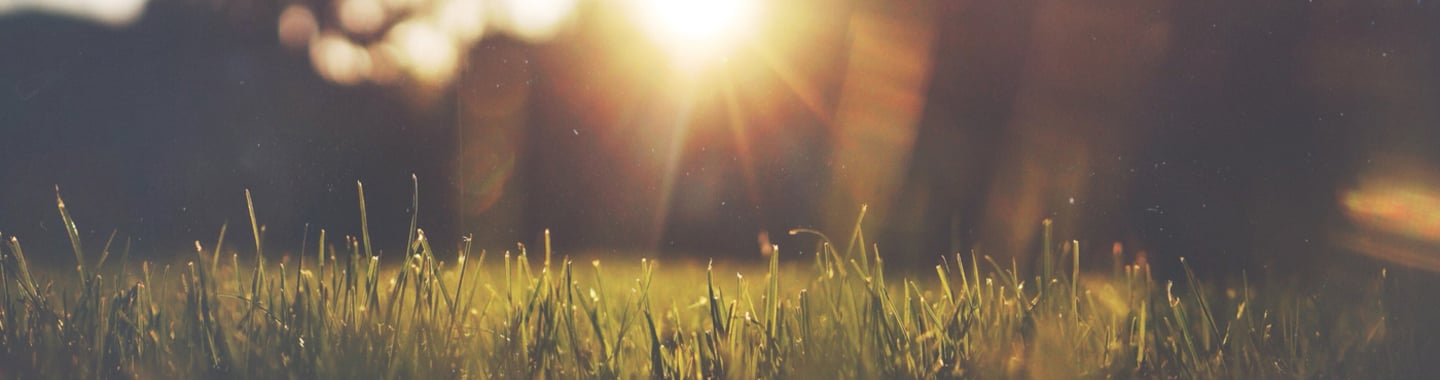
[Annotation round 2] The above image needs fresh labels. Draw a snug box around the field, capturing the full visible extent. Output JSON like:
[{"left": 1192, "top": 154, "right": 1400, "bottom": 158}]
[{"left": 0, "top": 189, "right": 1419, "bottom": 378}]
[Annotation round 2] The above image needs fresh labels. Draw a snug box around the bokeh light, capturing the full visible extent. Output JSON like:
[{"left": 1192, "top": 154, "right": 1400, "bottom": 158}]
[
  {"left": 381, "top": 0, "right": 422, "bottom": 13},
  {"left": 0, "top": 0, "right": 148, "bottom": 27},
  {"left": 388, "top": 20, "right": 460, "bottom": 86},
  {"left": 277, "top": 5, "right": 319, "bottom": 50},
  {"left": 432, "top": 0, "right": 487, "bottom": 44},
  {"left": 279, "top": 0, "right": 577, "bottom": 90},
  {"left": 309, "top": 32, "right": 373, "bottom": 85},
  {"left": 495, "top": 0, "right": 577, "bottom": 42},
  {"left": 337, "top": 0, "right": 387, "bottom": 37}
]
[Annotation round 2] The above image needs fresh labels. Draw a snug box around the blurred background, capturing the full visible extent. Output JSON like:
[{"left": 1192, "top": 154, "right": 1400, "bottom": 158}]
[{"left": 1, "top": 0, "right": 1439, "bottom": 284}]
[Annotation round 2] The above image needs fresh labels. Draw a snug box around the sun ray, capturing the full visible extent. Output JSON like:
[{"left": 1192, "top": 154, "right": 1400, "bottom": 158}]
[
  {"left": 648, "top": 90, "right": 700, "bottom": 250},
  {"left": 721, "top": 71, "right": 763, "bottom": 212},
  {"left": 621, "top": 0, "right": 854, "bottom": 251},
  {"left": 751, "top": 43, "right": 834, "bottom": 124}
]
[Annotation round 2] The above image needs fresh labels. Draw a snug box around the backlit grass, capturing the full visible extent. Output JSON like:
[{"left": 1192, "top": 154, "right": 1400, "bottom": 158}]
[{"left": 0, "top": 185, "right": 1409, "bottom": 378}]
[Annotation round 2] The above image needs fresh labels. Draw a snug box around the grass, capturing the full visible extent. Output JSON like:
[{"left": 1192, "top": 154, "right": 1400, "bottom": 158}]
[{"left": 0, "top": 184, "right": 1414, "bottom": 378}]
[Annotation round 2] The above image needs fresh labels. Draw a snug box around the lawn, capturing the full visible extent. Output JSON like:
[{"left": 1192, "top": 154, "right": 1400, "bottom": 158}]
[{"left": 0, "top": 186, "right": 1414, "bottom": 378}]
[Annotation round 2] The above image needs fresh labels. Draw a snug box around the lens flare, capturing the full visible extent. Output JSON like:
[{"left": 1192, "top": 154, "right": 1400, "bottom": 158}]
[
  {"left": 820, "top": 5, "right": 934, "bottom": 240},
  {"left": 1341, "top": 159, "right": 1440, "bottom": 271},
  {"left": 1344, "top": 185, "right": 1440, "bottom": 243}
]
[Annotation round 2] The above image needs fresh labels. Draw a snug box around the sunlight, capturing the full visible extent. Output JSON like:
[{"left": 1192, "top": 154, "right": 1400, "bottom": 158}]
[
  {"left": 496, "top": 0, "right": 578, "bottom": 42},
  {"left": 631, "top": 0, "right": 760, "bottom": 70}
]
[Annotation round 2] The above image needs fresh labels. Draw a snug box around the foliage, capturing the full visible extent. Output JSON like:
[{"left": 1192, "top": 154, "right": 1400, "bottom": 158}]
[{"left": 0, "top": 186, "right": 1407, "bottom": 378}]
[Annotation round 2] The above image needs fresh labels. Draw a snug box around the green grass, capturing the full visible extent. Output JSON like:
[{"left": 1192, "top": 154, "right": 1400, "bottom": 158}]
[{"left": 0, "top": 185, "right": 1410, "bottom": 378}]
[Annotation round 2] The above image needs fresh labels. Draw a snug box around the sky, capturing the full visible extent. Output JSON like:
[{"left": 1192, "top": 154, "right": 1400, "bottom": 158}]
[{"left": 2, "top": 0, "right": 1439, "bottom": 279}]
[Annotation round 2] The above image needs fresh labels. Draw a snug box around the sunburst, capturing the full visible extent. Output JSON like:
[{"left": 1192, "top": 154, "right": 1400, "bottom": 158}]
[{"left": 617, "top": 0, "right": 836, "bottom": 250}]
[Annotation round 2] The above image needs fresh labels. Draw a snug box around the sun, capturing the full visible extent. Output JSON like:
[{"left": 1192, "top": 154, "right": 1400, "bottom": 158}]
[{"left": 631, "top": 0, "right": 760, "bottom": 70}]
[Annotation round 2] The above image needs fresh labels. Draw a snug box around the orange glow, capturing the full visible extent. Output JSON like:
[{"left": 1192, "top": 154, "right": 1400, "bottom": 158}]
[
  {"left": 758, "top": 230, "right": 773, "bottom": 256},
  {"left": 820, "top": 4, "right": 935, "bottom": 236},
  {"left": 1343, "top": 176, "right": 1440, "bottom": 244}
]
